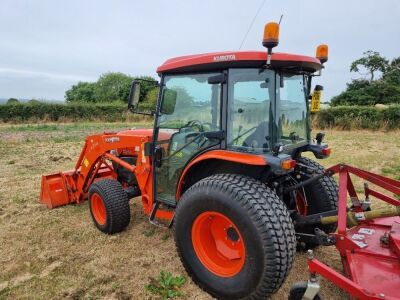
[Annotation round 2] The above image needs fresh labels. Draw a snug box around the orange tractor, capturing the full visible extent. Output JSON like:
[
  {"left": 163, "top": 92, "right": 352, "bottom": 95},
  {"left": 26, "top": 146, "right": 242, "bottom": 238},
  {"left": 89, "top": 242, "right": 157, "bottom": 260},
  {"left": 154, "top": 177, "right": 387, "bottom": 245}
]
[
  {"left": 39, "top": 22, "right": 400, "bottom": 299},
  {"left": 40, "top": 22, "right": 336, "bottom": 299}
]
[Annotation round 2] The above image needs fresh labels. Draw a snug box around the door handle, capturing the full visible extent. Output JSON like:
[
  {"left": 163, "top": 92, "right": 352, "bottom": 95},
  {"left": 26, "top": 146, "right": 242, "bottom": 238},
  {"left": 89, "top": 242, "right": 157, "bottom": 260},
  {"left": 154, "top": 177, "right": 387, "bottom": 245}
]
[{"left": 154, "top": 146, "right": 163, "bottom": 168}]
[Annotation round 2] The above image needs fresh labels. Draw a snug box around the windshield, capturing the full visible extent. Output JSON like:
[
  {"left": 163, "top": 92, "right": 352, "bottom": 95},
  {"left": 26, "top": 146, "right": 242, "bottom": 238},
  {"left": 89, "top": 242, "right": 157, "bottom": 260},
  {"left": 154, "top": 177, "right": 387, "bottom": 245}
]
[
  {"left": 277, "top": 73, "right": 308, "bottom": 146},
  {"left": 227, "top": 68, "right": 273, "bottom": 153}
]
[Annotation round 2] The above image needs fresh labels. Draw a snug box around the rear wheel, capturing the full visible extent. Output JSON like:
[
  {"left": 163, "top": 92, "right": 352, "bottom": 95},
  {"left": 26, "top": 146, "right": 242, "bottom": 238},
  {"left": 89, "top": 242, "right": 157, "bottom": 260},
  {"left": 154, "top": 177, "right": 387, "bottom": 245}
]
[
  {"left": 174, "top": 174, "right": 296, "bottom": 299},
  {"left": 296, "top": 157, "right": 338, "bottom": 248},
  {"left": 88, "top": 179, "right": 130, "bottom": 234}
]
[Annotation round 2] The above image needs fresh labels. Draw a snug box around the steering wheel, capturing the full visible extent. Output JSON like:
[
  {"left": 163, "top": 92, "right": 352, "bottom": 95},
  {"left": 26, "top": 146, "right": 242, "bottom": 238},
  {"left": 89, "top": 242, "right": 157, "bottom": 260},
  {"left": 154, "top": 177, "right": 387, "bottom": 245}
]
[{"left": 184, "top": 120, "right": 204, "bottom": 132}]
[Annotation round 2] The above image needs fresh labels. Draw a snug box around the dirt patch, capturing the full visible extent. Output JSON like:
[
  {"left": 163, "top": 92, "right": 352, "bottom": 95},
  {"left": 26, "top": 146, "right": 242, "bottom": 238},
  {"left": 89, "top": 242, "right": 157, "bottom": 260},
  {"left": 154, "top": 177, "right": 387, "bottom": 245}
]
[{"left": 39, "top": 261, "right": 63, "bottom": 278}]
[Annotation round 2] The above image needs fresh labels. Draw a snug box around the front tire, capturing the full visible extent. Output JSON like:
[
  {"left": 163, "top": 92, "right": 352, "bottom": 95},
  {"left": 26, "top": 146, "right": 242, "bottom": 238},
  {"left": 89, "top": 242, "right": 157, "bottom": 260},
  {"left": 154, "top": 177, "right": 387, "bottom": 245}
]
[
  {"left": 174, "top": 174, "right": 296, "bottom": 299},
  {"left": 88, "top": 179, "right": 130, "bottom": 234}
]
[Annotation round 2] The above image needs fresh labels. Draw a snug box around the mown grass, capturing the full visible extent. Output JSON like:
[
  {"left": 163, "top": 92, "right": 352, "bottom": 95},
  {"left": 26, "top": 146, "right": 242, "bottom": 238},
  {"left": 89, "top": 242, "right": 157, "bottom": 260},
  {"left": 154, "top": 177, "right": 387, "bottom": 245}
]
[
  {"left": 382, "top": 164, "right": 400, "bottom": 180},
  {"left": 0, "top": 124, "right": 399, "bottom": 299}
]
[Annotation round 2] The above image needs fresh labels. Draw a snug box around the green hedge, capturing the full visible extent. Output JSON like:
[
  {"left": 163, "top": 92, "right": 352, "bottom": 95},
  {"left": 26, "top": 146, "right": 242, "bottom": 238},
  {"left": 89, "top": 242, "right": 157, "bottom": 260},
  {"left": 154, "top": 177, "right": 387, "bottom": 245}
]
[
  {"left": 0, "top": 102, "right": 149, "bottom": 122},
  {"left": 1, "top": 102, "right": 399, "bottom": 130},
  {"left": 313, "top": 105, "right": 400, "bottom": 130}
]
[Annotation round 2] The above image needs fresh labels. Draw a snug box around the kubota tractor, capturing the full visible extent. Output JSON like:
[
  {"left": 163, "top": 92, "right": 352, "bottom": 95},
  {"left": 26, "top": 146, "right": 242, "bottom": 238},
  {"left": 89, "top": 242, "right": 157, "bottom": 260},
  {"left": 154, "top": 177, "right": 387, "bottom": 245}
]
[{"left": 40, "top": 22, "right": 374, "bottom": 299}]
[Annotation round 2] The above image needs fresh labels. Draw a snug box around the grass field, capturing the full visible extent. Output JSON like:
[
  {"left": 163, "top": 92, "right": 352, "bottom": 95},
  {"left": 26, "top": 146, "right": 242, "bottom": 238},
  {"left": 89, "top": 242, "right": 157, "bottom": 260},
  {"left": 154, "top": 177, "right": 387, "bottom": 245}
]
[{"left": 0, "top": 122, "right": 399, "bottom": 299}]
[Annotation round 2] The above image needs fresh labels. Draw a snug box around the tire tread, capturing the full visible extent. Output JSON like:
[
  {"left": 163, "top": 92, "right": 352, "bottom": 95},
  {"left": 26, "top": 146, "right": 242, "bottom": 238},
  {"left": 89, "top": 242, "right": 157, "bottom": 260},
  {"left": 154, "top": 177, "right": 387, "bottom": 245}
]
[
  {"left": 89, "top": 179, "right": 130, "bottom": 234},
  {"left": 174, "top": 174, "right": 296, "bottom": 299}
]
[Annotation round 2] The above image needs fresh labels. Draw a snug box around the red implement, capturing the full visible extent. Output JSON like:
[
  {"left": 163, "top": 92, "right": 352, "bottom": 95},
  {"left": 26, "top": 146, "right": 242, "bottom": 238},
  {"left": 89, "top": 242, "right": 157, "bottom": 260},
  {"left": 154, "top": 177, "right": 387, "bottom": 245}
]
[{"left": 304, "top": 164, "right": 400, "bottom": 300}]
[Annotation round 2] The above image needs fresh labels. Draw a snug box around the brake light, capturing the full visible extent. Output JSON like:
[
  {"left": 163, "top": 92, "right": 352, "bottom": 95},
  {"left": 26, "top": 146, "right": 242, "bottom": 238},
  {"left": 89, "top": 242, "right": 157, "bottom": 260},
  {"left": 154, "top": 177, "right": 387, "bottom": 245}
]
[
  {"left": 322, "top": 148, "right": 331, "bottom": 156},
  {"left": 281, "top": 159, "right": 296, "bottom": 170}
]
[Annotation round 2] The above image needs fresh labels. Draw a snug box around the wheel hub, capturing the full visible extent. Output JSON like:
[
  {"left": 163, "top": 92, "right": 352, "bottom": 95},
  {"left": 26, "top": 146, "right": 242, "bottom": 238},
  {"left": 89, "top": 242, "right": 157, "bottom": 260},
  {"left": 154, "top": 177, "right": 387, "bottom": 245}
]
[
  {"left": 91, "top": 193, "right": 106, "bottom": 225},
  {"left": 191, "top": 211, "right": 245, "bottom": 277}
]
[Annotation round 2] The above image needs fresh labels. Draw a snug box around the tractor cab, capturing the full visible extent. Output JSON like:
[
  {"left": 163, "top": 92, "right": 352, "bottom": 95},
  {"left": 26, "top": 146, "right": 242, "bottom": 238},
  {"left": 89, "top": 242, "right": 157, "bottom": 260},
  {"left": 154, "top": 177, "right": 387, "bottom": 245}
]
[{"left": 129, "top": 43, "right": 329, "bottom": 206}]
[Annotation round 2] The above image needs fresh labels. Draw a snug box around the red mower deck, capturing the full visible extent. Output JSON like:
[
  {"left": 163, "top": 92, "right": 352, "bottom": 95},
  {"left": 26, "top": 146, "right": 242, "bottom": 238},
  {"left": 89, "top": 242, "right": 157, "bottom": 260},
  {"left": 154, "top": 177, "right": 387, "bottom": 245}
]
[{"left": 300, "top": 164, "right": 400, "bottom": 300}]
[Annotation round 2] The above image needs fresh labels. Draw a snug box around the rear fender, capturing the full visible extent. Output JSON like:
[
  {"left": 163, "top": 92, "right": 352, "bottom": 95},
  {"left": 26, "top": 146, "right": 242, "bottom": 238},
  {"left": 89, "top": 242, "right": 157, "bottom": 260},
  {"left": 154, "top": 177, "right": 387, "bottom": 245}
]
[{"left": 176, "top": 150, "right": 267, "bottom": 199}]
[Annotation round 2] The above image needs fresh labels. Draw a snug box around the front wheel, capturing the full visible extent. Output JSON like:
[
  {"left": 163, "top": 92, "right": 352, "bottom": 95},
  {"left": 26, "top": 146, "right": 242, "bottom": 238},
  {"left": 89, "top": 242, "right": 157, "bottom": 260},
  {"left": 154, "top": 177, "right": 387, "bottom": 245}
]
[
  {"left": 174, "top": 174, "right": 296, "bottom": 299},
  {"left": 88, "top": 179, "right": 130, "bottom": 234}
]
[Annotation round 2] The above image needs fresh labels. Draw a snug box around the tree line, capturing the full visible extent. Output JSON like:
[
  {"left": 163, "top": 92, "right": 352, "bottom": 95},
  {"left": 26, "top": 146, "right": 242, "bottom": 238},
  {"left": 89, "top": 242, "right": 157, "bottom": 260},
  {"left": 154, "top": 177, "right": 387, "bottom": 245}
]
[
  {"left": 62, "top": 51, "right": 399, "bottom": 108},
  {"left": 331, "top": 51, "right": 400, "bottom": 106},
  {"left": 5, "top": 50, "right": 399, "bottom": 108},
  {"left": 65, "top": 72, "right": 158, "bottom": 105}
]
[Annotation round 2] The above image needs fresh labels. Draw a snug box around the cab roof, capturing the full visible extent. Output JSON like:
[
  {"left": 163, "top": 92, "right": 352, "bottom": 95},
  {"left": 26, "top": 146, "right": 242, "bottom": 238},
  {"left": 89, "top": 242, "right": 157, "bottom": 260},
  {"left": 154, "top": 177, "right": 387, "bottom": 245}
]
[{"left": 157, "top": 51, "right": 322, "bottom": 74}]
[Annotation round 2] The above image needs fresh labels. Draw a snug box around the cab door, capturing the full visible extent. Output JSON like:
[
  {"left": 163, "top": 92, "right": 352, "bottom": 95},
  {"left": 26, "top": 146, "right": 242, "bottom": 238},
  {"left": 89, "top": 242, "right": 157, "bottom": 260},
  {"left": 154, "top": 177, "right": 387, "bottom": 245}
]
[{"left": 154, "top": 72, "right": 223, "bottom": 205}]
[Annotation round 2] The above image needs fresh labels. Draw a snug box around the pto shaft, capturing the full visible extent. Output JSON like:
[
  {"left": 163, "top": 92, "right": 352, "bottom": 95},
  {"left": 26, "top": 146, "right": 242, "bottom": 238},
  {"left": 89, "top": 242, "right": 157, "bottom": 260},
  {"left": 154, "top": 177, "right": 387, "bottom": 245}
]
[{"left": 320, "top": 206, "right": 400, "bottom": 227}]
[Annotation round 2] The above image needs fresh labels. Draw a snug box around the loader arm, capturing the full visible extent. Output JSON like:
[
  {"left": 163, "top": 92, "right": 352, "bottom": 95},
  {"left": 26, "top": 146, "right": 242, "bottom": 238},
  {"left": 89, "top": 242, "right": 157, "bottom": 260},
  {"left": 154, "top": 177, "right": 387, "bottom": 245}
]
[{"left": 41, "top": 132, "right": 152, "bottom": 209}]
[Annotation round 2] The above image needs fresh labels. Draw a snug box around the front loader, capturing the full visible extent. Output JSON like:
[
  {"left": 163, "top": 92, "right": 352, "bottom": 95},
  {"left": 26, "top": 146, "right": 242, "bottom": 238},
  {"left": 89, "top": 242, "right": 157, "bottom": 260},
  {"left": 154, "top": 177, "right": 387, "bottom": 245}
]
[{"left": 40, "top": 22, "right": 400, "bottom": 299}]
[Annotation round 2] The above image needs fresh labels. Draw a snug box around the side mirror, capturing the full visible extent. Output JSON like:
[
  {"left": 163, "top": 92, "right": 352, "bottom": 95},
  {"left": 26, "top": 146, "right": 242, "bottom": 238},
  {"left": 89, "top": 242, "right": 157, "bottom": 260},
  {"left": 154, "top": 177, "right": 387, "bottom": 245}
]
[
  {"left": 128, "top": 80, "right": 141, "bottom": 111},
  {"left": 160, "top": 88, "right": 177, "bottom": 115}
]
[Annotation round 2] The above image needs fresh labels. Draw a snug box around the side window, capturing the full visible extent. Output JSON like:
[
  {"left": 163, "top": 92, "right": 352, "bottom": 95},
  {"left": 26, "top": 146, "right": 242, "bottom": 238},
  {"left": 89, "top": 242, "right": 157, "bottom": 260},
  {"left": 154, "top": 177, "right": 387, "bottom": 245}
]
[
  {"left": 155, "top": 73, "right": 221, "bottom": 204},
  {"left": 277, "top": 74, "right": 308, "bottom": 144},
  {"left": 159, "top": 74, "right": 220, "bottom": 131},
  {"left": 227, "top": 68, "right": 273, "bottom": 152}
]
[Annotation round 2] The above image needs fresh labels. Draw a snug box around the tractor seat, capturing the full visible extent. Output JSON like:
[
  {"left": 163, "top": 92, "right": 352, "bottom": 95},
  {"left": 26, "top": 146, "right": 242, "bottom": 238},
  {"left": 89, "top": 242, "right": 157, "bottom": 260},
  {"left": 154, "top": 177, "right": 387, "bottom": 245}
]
[{"left": 242, "top": 121, "right": 269, "bottom": 149}]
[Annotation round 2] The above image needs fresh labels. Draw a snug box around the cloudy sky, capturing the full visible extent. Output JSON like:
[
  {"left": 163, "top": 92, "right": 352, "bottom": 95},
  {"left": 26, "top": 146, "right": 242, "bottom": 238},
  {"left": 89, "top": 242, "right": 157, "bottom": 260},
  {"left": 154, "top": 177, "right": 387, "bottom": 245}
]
[{"left": 1, "top": 0, "right": 399, "bottom": 101}]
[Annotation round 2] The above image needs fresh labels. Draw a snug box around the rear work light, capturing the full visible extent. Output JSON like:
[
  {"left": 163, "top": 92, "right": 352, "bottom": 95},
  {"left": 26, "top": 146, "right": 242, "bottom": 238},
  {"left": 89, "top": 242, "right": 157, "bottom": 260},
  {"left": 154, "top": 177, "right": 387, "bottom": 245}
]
[
  {"left": 322, "top": 148, "right": 331, "bottom": 156},
  {"left": 281, "top": 159, "right": 296, "bottom": 170}
]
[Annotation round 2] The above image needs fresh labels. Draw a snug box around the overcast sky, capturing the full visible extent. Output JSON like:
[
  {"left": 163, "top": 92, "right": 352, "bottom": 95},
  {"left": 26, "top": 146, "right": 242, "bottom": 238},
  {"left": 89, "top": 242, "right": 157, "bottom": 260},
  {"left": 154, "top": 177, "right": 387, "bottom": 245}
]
[{"left": 1, "top": 0, "right": 399, "bottom": 101}]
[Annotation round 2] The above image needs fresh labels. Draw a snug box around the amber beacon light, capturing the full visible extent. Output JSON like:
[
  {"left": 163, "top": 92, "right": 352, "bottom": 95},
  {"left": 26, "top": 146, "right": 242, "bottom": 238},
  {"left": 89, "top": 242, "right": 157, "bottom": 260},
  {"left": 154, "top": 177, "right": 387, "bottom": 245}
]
[
  {"left": 316, "top": 44, "right": 329, "bottom": 64},
  {"left": 262, "top": 22, "right": 280, "bottom": 65}
]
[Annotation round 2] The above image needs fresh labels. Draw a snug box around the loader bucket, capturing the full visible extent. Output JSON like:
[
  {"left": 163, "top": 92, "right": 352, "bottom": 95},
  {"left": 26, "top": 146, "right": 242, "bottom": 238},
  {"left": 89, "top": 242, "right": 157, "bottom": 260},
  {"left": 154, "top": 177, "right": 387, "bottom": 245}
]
[{"left": 40, "top": 172, "right": 73, "bottom": 208}]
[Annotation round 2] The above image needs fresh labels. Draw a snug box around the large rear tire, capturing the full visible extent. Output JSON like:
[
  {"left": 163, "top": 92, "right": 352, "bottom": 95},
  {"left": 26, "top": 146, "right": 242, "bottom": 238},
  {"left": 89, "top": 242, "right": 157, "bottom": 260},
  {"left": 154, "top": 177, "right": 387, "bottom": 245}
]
[
  {"left": 174, "top": 174, "right": 296, "bottom": 299},
  {"left": 88, "top": 179, "right": 130, "bottom": 234},
  {"left": 296, "top": 157, "right": 338, "bottom": 248}
]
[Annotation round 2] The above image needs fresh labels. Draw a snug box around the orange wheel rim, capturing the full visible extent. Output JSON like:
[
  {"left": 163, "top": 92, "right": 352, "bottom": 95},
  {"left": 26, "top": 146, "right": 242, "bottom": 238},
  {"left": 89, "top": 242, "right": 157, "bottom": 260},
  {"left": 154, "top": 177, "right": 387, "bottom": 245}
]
[
  {"left": 91, "top": 193, "right": 106, "bottom": 225},
  {"left": 192, "top": 211, "right": 245, "bottom": 277},
  {"left": 296, "top": 189, "right": 308, "bottom": 216}
]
